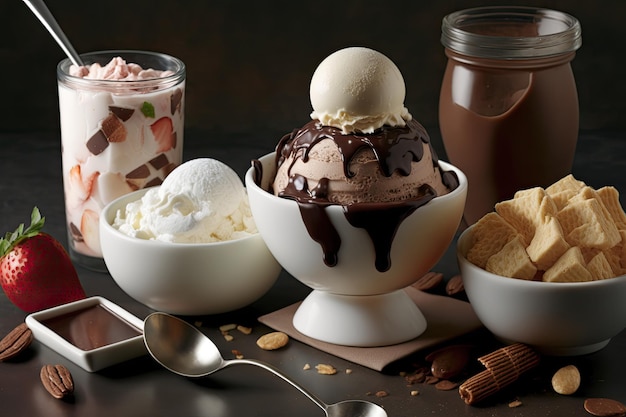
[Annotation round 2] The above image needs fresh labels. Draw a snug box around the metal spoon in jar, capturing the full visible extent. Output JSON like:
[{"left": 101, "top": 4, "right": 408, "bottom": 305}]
[
  {"left": 143, "top": 312, "right": 388, "bottom": 417},
  {"left": 22, "top": 0, "right": 84, "bottom": 66}
]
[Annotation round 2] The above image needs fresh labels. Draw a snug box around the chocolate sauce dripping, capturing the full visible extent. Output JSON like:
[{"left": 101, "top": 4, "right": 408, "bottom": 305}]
[
  {"left": 251, "top": 159, "right": 263, "bottom": 186},
  {"left": 343, "top": 185, "right": 437, "bottom": 272},
  {"left": 253, "top": 159, "right": 342, "bottom": 267},
  {"left": 283, "top": 175, "right": 341, "bottom": 267},
  {"left": 441, "top": 170, "right": 460, "bottom": 192},
  {"left": 276, "top": 119, "right": 437, "bottom": 179},
  {"left": 273, "top": 119, "right": 459, "bottom": 272}
]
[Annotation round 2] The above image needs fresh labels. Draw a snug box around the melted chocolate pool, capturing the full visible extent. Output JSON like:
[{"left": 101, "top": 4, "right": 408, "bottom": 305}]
[
  {"left": 42, "top": 304, "right": 142, "bottom": 351},
  {"left": 254, "top": 119, "right": 459, "bottom": 272}
]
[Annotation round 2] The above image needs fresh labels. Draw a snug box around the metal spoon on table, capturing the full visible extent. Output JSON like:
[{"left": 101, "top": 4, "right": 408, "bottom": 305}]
[
  {"left": 144, "top": 312, "right": 388, "bottom": 417},
  {"left": 22, "top": 0, "right": 84, "bottom": 66}
]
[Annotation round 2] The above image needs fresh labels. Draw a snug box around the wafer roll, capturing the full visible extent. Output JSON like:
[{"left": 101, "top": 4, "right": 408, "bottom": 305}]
[{"left": 459, "top": 343, "right": 540, "bottom": 405}]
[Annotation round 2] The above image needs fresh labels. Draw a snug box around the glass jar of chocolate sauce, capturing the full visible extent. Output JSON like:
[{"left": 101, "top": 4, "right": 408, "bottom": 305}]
[{"left": 439, "top": 6, "right": 582, "bottom": 225}]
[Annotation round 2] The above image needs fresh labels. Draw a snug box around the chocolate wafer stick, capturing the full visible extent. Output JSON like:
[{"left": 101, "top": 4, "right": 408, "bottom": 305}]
[{"left": 459, "top": 343, "right": 540, "bottom": 405}]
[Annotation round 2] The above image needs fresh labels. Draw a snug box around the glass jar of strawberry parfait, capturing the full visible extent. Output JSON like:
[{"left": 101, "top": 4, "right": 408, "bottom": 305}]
[{"left": 57, "top": 50, "right": 185, "bottom": 271}]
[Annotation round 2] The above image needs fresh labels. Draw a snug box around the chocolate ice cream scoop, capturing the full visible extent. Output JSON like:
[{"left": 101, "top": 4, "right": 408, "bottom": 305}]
[{"left": 271, "top": 47, "right": 458, "bottom": 271}]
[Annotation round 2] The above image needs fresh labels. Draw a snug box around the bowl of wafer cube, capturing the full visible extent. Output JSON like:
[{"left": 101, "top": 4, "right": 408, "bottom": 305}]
[{"left": 458, "top": 175, "right": 626, "bottom": 356}]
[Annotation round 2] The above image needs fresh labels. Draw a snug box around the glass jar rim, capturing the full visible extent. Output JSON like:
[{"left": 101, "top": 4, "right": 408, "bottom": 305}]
[
  {"left": 441, "top": 6, "right": 582, "bottom": 59},
  {"left": 57, "top": 50, "right": 186, "bottom": 91}
]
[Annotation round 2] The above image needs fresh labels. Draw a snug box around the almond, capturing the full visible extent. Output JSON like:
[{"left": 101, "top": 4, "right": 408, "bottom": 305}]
[{"left": 256, "top": 331, "right": 289, "bottom": 350}]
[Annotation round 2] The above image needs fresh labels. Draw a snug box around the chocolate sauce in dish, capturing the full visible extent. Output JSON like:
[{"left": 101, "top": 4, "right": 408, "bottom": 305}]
[
  {"left": 42, "top": 304, "right": 142, "bottom": 351},
  {"left": 255, "top": 119, "right": 459, "bottom": 272}
]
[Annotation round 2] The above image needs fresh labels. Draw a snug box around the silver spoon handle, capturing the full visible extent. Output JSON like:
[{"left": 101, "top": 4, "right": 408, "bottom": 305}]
[
  {"left": 225, "top": 358, "right": 328, "bottom": 412},
  {"left": 22, "top": 0, "right": 83, "bottom": 67}
]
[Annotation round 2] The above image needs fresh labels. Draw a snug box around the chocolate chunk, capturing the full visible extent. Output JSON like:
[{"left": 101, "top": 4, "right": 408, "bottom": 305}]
[
  {"left": 163, "top": 163, "right": 177, "bottom": 177},
  {"left": 69, "top": 222, "right": 84, "bottom": 242},
  {"left": 126, "top": 164, "right": 150, "bottom": 179},
  {"left": 424, "top": 375, "right": 439, "bottom": 384},
  {"left": 405, "top": 371, "right": 426, "bottom": 384},
  {"left": 426, "top": 345, "right": 472, "bottom": 379},
  {"left": 170, "top": 88, "right": 183, "bottom": 115},
  {"left": 584, "top": 398, "right": 626, "bottom": 416},
  {"left": 126, "top": 180, "right": 140, "bottom": 191},
  {"left": 86, "top": 130, "right": 109, "bottom": 155},
  {"left": 149, "top": 154, "right": 169, "bottom": 170},
  {"left": 435, "top": 380, "right": 458, "bottom": 391},
  {"left": 101, "top": 114, "right": 127, "bottom": 143},
  {"left": 144, "top": 177, "right": 163, "bottom": 188},
  {"left": 108, "top": 106, "right": 135, "bottom": 121}
]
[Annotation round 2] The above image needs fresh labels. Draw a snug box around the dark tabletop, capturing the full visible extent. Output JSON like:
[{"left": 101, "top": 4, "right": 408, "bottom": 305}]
[{"left": 1, "top": 128, "right": 625, "bottom": 417}]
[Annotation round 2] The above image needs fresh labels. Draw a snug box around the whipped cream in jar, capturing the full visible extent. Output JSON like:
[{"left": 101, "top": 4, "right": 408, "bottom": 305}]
[
  {"left": 438, "top": 7, "right": 582, "bottom": 225},
  {"left": 57, "top": 51, "right": 185, "bottom": 271}
]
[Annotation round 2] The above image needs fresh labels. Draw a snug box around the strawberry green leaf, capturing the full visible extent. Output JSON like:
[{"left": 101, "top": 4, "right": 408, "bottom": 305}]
[
  {"left": 0, "top": 207, "right": 45, "bottom": 257},
  {"left": 30, "top": 207, "right": 42, "bottom": 228},
  {"left": 141, "top": 101, "right": 155, "bottom": 118}
]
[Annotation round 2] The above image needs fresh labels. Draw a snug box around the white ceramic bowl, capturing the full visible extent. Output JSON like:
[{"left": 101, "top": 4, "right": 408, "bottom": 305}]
[
  {"left": 246, "top": 153, "right": 467, "bottom": 295},
  {"left": 100, "top": 188, "right": 281, "bottom": 315},
  {"left": 245, "top": 152, "right": 467, "bottom": 346},
  {"left": 458, "top": 225, "right": 626, "bottom": 356}
]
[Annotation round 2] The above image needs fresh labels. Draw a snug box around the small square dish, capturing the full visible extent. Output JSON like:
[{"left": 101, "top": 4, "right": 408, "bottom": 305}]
[{"left": 26, "top": 296, "right": 146, "bottom": 372}]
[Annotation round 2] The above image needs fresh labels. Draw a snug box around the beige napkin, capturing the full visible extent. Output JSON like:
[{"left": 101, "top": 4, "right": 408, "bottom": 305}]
[{"left": 258, "top": 286, "right": 482, "bottom": 371}]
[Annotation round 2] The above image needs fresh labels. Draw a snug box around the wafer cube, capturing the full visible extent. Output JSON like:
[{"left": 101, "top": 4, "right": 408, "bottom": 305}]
[
  {"left": 547, "top": 191, "right": 571, "bottom": 211},
  {"left": 466, "top": 213, "right": 520, "bottom": 269},
  {"left": 546, "top": 175, "right": 586, "bottom": 210},
  {"left": 568, "top": 186, "right": 599, "bottom": 203},
  {"left": 543, "top": 247, "right": 593, "bottom": 282},
  {"left": 586, "top": 252, "right": 615, "bottom": 280},
  {"left": 603, "top": 229, "right": 626, "bottom": 276},
  {"left": 545, "top": 174, "right": 585, "bottom": 196},
  {"left": 495, "top": 187, "right": 557, "bottom": 243},
  {"left": 580, "top": 246, "right": 601, "bottom": 264},
  {"left": 526, "top": 216, "right": 570, "bottom": 270},
  {"left": 596, "top": 186, "right": 626, "bottom": 230},
  {"left": 513, "top": 187, "right": 541, "bottom": 199},
  {"left": 557, "top": 198, "right": 621, "bottom": 250},
  {"left": 486, "top": 235, "right": 537, "bottom": 280}
]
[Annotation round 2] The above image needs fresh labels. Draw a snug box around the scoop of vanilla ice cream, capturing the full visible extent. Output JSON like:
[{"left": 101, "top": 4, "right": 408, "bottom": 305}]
[
  {"left": 309, "top": 47, "right": 412, "bottom": 134},
  {"left": 114, "top": 158, "right": 257, "bottom": 243}
]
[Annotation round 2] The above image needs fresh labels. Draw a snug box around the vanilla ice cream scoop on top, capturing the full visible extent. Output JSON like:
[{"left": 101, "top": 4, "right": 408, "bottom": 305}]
[
  {"left": 309, "top": 47, "right": 412, "bottom": 134},
  {"left": 114, "top": 158, "right": 257, "bottom": 243}
]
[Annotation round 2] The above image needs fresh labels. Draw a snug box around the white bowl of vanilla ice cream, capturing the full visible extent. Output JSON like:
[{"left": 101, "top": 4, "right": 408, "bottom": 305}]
[{"left": 100, "top": 158, "right": 281, "bottom": 315}]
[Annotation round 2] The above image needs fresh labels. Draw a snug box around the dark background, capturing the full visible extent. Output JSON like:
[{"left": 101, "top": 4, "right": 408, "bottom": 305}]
[{"left": 4, "top": 0, "right": 625, "bottom": 144}]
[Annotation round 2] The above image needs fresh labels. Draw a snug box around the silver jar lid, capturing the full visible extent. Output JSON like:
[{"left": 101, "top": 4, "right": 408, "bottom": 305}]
[{"left": 441, "top": 6, "right": 582, "bottom": 59}]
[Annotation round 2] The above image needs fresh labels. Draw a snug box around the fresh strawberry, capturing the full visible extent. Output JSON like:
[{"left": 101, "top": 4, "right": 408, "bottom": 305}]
[
  {"left": 68, "top": 164, "right": 99, "bottom": 202},
  {"left": 150, "top": 116, "right": 176, "bottom": 153},
  {"left": 0, "top": 207, "right": 86, "bottom": 312}
]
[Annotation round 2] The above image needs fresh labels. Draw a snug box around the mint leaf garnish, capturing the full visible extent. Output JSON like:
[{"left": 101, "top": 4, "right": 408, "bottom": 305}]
[{"left": 141, "top": 101, "right": 155, "bottom": 118}]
